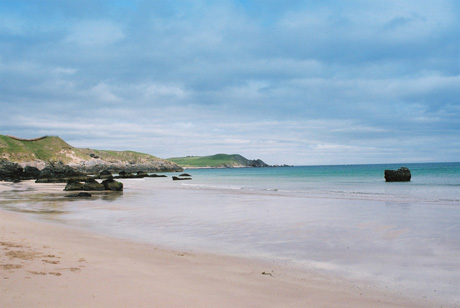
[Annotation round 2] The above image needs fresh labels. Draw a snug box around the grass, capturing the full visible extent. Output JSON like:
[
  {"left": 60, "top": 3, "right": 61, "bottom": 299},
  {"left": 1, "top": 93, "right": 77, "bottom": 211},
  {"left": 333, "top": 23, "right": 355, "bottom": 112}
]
[{"left": 168, "top": 154, "right": 250, "bottom": 167}]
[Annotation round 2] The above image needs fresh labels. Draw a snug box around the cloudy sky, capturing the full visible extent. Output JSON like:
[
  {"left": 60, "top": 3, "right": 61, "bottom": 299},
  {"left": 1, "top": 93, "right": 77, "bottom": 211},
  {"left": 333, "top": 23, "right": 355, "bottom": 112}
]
[{"left": 1, "top": 0, "right": 459, "bottom": 165}]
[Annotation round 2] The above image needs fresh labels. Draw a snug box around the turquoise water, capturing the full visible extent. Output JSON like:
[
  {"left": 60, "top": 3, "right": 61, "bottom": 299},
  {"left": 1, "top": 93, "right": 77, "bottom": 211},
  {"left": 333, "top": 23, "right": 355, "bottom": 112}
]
[
  {"left": 1, "top": 162, "right": 459, "bottom": 305},
  {"left": 184, "top": 162, "right": 460, "bottom": 204}
]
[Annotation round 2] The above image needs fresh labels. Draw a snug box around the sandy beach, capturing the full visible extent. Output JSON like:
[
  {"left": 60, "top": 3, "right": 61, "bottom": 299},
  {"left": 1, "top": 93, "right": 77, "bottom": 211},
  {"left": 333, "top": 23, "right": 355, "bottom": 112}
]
[{"left": 0, "top": 182, "right": 438, "bottom": 308}]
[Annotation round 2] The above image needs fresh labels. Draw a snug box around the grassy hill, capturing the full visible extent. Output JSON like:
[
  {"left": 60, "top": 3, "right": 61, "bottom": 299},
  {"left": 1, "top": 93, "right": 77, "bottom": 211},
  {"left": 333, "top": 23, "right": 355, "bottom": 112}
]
[
  {"left": 168, "top": 154, "right": 268, "bottom": 168},
  {"left": 0, "top": 135, "right": 180, "bottom": 171},
  {"left": 0, "top": 135, "right": 84, "bottom": 163}
]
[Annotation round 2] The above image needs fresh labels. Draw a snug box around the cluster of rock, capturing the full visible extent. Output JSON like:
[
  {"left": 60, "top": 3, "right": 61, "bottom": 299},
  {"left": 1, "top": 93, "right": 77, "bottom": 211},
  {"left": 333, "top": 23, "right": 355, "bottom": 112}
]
[
  {"left": 384, "top": 167, "right": 411, "bottom": 182},
  {"left": 64, "top": 178, "right": 123, "bottom": 192},
  {"left": 0, "top": 160, "right": 41, "bottom": 182}
]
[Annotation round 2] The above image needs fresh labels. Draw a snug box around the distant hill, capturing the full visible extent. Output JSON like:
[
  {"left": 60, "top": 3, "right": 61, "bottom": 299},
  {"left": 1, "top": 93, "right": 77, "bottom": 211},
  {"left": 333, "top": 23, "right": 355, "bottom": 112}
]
[
  {"left": 0, "top": 134, "right": 182, "bottom": 172},
  {"left": 168, "top": 154, "right": 269, "bottom": 168}
]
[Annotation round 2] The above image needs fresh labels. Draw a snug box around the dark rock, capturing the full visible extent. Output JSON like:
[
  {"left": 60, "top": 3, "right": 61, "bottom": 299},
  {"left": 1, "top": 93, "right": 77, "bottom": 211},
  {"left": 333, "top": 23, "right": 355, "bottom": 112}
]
[
  {"left": 179, "top": 173, "right": 191, "bottom": 177},
  {"left": 99, "top": 170, "right": 113, "bottom": 179},
  {"left": 136, "top": 171, "right": 148, "bottom": 177},
  {"left": 249, "top": 159, "right": 269, "bottom": 167},
  {"left": 172, "top": 176, "right": 191, "bottom": 181},
  {"left": 102, "top": 178, "right": 123, "bottom": 191},
  {"left": 0, "top": 160, "right": 24, "bottom": 181},
  {"left": 36, "top": 161, "right": 86, "bottom": 183},
  {"left": 148, "top": 174, "right": 167, "bottom": 178},
  {"left": 24, "top": 166, "right": 41, "bottom": 179},
  {"left": 83, "top": 179, "right": 105, "bottom": 191},
  {"left": 384, "top": 167, "right": 411, "bottom": 182},
  {"left": 64, "top": 180, "right": 85, "bottom": 191},
  {"left": 65, "top": 192, "right": 92, "bottom": 198}
]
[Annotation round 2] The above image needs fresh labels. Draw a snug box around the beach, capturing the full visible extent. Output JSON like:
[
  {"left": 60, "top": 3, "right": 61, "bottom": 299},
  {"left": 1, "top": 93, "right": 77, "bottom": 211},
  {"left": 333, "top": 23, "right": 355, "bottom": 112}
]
[
  {"left": 1, "top": 206, "right": 431, "bottom": 308},
  {"left": 1, "top": 164, "right": 459, "bottom": 307}
]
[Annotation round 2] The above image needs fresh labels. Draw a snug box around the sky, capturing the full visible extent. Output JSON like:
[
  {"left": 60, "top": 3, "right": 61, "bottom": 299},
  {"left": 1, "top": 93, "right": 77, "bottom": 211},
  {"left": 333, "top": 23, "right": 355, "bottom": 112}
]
[{"left": 1, "top": 0, "right": 459, "bottom": 165}]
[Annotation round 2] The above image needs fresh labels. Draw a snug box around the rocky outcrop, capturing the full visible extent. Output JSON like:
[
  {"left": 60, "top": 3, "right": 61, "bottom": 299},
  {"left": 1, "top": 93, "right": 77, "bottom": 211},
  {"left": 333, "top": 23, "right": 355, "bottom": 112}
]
[
  {"left": 71, "top": 160, "right": 182, "bottom": 175},
  {"left": 384, "top": 167, "right": 411, "bottom": 182},
  {"left": 0, "top": 160, "right": 41, "bottom": 181},
  {"left": 36, "top": 161, "right": 88, "bottom": 183},
  {"left": 248, "top": 159, "right": 269, "bottom": 167}
]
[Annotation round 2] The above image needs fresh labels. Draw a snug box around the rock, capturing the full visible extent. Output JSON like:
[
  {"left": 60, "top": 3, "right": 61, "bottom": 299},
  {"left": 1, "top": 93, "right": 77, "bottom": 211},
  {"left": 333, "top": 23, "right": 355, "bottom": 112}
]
[
  {"left": 102, "top": 178, "right": 123, "bottom": 191},
  {"left": 172, "top": 176, "right": 191, "bottom": 181},
  {"left": 249, "top": 159, "right": 269, "bottom": 167},
  {"left": 136, "top": 171, "right": 148, "bottom": 177},
  {"left": 24, "top": 166, "right": 40, "bottom": 179},
  {"left": 83, "top": 179, "right": 105, "bottom": 191},
  {"left": 36, "top": 161, "right": 87, "bottom": 183},
  {"left": 99, "top": 170, "right": 113, "bottom": 179},
  {"left": 0, "top": 160, "right": 24, "bottom": 181},
  {"left": 384, "top": 167, "right": 411, "bottom": 182},
  {"left": 64, "top": 180, "right": 85, "bottom": 191},
  {"left": 65, "top": 192, "right": 92, "bottom": 198},
  {"left": 148, "top": 174, "right": 167, "bottom": 178},
  {"left": 179, "top": 173, "right": 191, "bottom": 177}
]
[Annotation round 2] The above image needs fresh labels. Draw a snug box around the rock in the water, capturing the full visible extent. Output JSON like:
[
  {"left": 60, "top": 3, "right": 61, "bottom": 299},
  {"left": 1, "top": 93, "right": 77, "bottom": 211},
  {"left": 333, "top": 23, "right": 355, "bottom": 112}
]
[
  {"left": 65, "top": 192, "right": 92, "bottom": 198},
  {"left": 64, "top": 180, "right": 85, "bottom": 191},
  {"left": 172, "top": 176, "right": 191, "bottom": 181},
  {"left": 384, "top": 167, "right": 411, "bottom": 182},
  {"left": 102, "top": 178, "right": 123, "bottom": 191},
  {"left": 179, "top": 173, "right": 191, "bottom": 177},
  {"left": 83, "top": 178, "right": 105, "bottom": 191}
]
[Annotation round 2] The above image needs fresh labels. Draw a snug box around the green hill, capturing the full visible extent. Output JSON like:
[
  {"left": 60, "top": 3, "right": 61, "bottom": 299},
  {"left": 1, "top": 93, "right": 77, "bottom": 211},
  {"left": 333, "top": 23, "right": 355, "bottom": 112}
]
[
  {"left": 168, "top": 154, "right": 268, "bottom": 168},
  {"left": 0, "top": 134, "right": 182, "bottom": 172}
]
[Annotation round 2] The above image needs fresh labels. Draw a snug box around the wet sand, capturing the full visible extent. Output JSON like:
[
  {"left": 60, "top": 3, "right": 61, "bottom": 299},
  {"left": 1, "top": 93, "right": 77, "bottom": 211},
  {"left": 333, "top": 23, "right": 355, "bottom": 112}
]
[{"left": 0, "top": 182, "right": 438, "bottom": 307}]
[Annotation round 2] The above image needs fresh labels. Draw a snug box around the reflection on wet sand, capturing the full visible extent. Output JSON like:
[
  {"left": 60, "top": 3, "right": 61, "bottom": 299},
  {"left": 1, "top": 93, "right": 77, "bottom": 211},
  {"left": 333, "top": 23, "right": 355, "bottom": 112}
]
[{"left": 0, "top": 181, "right": 123, "bottom": 215}]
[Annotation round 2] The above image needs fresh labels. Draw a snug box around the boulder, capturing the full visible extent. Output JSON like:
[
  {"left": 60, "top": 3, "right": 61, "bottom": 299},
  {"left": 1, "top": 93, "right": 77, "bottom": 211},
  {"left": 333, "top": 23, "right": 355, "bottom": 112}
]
[
  {"left": 64, "top": 180, "right": 85, "bottom": 191},
  {"left": 384, "top": 167, "right": 411, "bottom": 182},
  {"left": 83, "top": 179, "right": 105, "bottom": 191},
  {"left": 99, "top": 170, "right": 113, "bottom": 179},
  {"left": 0, "top": 160, "right": 24, "bottom": 181},
  {"left": 102, "top": 178, "right": 123, "bottom": 191}
]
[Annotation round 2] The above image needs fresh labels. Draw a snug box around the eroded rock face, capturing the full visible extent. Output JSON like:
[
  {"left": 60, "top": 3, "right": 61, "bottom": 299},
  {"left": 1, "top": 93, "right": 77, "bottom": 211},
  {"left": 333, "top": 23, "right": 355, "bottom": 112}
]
[
  {"left": 0, "top": 160, "right": 41, "bottom": 181},
  {"left": 0, "top": 160, "right": 24, "bottom": 181},
  {"left": 384, "top": 167, "right": 411, "bottom": 182},
  {"left": 36, "top": 161, "right": 87, "bottom": 183}
]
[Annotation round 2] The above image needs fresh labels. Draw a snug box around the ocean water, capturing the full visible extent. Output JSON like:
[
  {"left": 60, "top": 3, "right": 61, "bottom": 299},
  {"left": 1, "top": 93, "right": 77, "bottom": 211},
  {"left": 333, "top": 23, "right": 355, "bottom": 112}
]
[{"left": 1, "top": 162, "right": 459, "bottom": 305}]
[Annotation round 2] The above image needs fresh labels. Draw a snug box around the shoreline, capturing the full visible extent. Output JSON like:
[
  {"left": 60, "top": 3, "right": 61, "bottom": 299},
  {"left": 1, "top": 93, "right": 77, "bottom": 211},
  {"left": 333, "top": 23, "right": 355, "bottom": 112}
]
[
  {"left": 0, "top": 183, "right": 439, "bottom": 307},
  {"left": 0, "top": 209, "right": 434, "bottom": 308}
]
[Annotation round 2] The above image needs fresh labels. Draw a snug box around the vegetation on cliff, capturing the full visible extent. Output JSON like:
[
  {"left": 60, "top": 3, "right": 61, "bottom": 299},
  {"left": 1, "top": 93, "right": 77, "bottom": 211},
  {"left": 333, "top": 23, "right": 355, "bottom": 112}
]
[
  {"left": 168, "top": 154, "right": 269, "bottom": 168},
  {"left": 0, "top": 134, "right": 182, "bottom": 172}
]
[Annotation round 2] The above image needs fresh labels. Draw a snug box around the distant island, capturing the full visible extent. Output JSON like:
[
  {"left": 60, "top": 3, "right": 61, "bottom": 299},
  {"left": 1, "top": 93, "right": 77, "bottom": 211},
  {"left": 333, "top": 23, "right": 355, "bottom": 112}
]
[{"left": 168, "top": 154, "right": 271, "bottom": 168}]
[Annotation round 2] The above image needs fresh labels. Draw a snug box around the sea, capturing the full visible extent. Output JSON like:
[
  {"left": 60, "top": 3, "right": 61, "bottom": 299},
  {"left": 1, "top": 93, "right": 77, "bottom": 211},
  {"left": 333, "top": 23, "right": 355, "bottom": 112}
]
[{"left": 1, "top": 162, "right": 459, "bottom": 305}]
